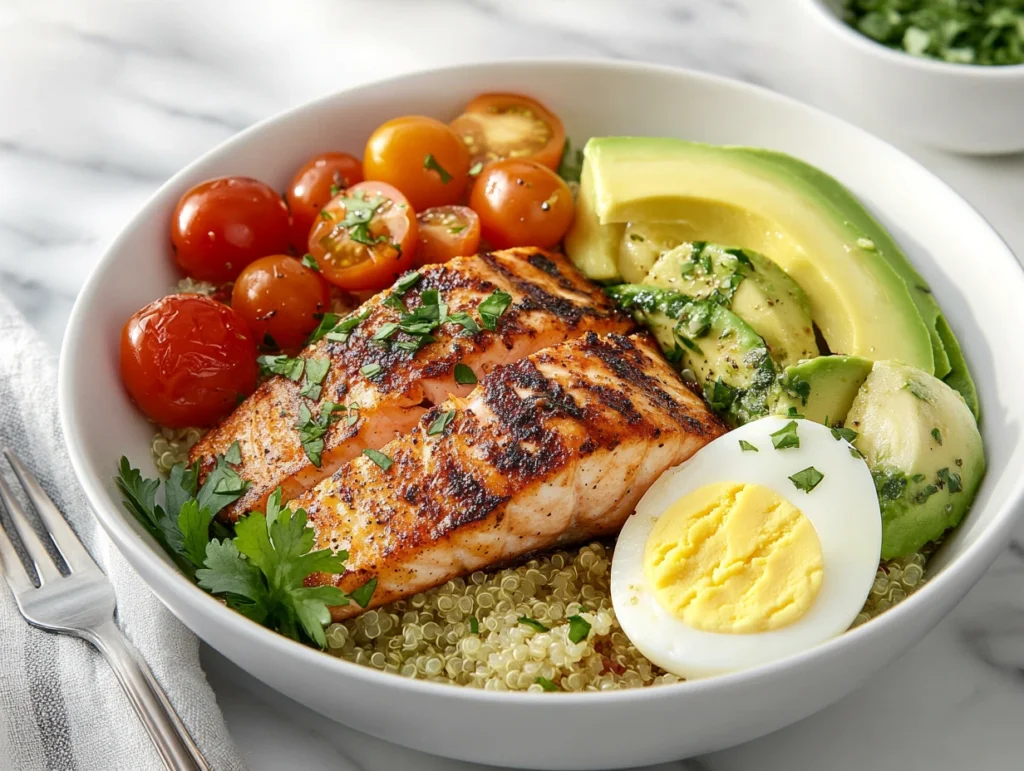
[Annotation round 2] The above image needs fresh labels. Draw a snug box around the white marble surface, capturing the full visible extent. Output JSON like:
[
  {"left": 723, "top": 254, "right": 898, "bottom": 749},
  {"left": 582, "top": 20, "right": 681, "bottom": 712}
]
[{"left": 2, "top": 0, "right": 1024, "bottom": 768}]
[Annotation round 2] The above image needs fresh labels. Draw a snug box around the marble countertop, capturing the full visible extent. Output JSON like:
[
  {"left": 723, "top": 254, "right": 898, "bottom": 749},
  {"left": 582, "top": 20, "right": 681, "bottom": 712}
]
[{"left": 3, "top": 0, "right": 1023, "bottom": 768}]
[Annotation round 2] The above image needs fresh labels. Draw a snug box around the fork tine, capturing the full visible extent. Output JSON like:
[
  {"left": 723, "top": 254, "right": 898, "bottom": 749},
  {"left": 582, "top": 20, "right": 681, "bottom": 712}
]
[
  {"left": 0, "top": 467, "right": 63, "bottom": 584},
  {"left": 4, "top": 451, "right": 100, "bottom": 576},
  {"left": 0, "top": 518, "right": 35, "bottom": 594}
]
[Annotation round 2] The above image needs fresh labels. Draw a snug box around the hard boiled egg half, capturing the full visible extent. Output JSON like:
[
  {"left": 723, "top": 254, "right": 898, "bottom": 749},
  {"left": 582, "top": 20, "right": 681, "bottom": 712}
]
[{"left": 611, "top": 416, "right": 881, "bottom": 679}]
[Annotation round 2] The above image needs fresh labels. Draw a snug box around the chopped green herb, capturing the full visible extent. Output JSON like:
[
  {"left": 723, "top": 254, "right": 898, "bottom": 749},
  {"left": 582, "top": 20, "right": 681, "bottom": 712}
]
[
  {"left": 536, "top": 676, "right": 559, "bottom": 692},
  {"left": 295, "top": 402, "right": 344, "bottom": 467},
  {"left": 423, "top": 153, "right": 452, "bottom": 183},
  {"left": 567, "top": 614, "right": 591, "bottom": 643},
  {"left": 789, "top": 466, "right": 824, "bottom": 493},
  {"left": 360, "top": 363, "right": 383, "bottom": 380},
  {"left": 446, "top": 311, "right": 480, "bottom": 334},
  {"left": 873, "top": 467, "right": 908, "bottom": 503},
  {"left": 557, "top": 138, "right": 585, "bottom": 184},
  {"left": 519, "top": 616, "right": 550, "bottom": 632},
  {"left": 931, "top": 427, "right": 943, "bottom": 445},
  {"left": 223, "top": 441, "right": 242, "bottom": 465},
  {"left": 309, "top": 309, "right": 370, "bottom": 345},
  {"left": 739, "top": 440, "right": 759, "bottom": 452},
  {"left": 393, "top": 271, "right": 422, "bottom": 296},
  {"left": 319, "top": 209, "right": 335, "bottom": 221},
  {"left": 335, "top": 191, "right": 388, "bottom": 247},
  {"left": 771, "top": 421, "right": 800, "bottom": 450},
  {"left": 937, "top": 467, "right": 963, "bottom": 493},
  {"left": 454, "top": 363, "right": 477, "bottom": 385},
  {"left": 362, "top": 448, "right": 393, "bottom": 471},
  {"left": 329, "top": 184, "right": 341, "bottom": 197},
  {"left": 468, "top": 161, "right": 484, "bottom": 177},
  {"left": 706, "top": 379, "right": 737, "bottom": 411},
  {"left": 830, "top": 426, "right": 858, "bottom": 443},
  {"left": 469, "top": 616, "right": 480, "bottom": 634},
  {"left": 786, "top": 406, "right": 805, "bottom": 418},
  {"left": 478, "top": 290, "right": 513, "bottom": 330},
  {"left": 850, "top": 446, "right": 864, "bottom": 460},
  {"left": 301, "top": 253, "right": 320, "bottom": 272},
  {"left": 449, "top": 224, "right": 466, "bottom": 234},
  {"left": 350, "top": 577, "right": 378, "bottom": 608},
  {"left": 427, "top": 409, "right": 456, "bottom": 436},
  {"left": 371, "top": 322, "right": 400, "bottom": 344},
  {"left": 904, "top": 379, "right": 931, "bottom": 402},
  {"left": 258, "top": 354, "right": 305, "bottom": 381}
]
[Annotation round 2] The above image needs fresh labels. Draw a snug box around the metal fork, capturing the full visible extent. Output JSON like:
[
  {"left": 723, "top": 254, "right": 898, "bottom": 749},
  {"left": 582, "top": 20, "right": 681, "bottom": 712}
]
[{"left": 0, "top": 450, "right": 209, "bottom": 771}]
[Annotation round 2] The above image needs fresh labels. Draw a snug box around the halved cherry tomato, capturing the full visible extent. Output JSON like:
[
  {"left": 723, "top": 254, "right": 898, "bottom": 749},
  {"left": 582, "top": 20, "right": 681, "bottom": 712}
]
[
  {"left": 171, "top": 176, "right": 291, "bottom": 283},
  {"left": 307, "top": 181, "right": 417, "bottom": 291},
  {"left": 120, "top": 294, "right": 258, "bottom": 428},
  {"left": 231, "top": 255, "right": 330, "bottom": 352},
  {"left": 469, "top": 159, "right": 574, "bottom": 250},
  {"left": 363, "top": 116, "right": 470, "bottom": 211},
  {"left": 414, "top": 206, "right": 481, "bottom": 267},
  {"left": 450, "top": 93, "right": 565, "bottom": 172},
  {"left": 286, "top": 152, "right": 364, "bottom": 250}
]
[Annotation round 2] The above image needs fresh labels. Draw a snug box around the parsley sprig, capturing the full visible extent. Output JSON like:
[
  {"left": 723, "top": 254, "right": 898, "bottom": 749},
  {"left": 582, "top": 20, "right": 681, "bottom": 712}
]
[{"left": 295, "top": 402, "right": 347, "bottom": 467}]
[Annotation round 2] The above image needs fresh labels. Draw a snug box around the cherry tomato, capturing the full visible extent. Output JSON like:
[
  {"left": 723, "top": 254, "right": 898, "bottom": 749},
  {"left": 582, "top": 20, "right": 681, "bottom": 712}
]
[
  {"left": 231, "top": 255, "right": 330, "bottom": 352},
  {"left": 120, "top": 294, "right": 258, "bottom": 428},
  {"left": 469, "top": 159, "right": 574, "bottom": 250},
  {"left": 414, "top": 206, "right": 481, "bottom": 267},
  {"left": 450, "top": 93, "right": 565, "bottom": 172},
  {"left": 171, "top": 177, "right": 291, "bottom": 283},
  {"left": 307, "top": 181, "right": 416, "bottom": 291},
  {"left": 286, "top": 152, "right": 364, "bottom": 250},
  {"left": 363, "top": 116, "right": 470, "bottom": 211}
]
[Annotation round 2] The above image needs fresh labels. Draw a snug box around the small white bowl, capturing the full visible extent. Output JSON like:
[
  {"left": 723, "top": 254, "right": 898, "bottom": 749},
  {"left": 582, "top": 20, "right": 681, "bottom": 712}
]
[
  {"left": 796, "top": 0, "right": 1024, "bottom": 154},
  {"left": 59, "top": 60, "right": 1024, "bottom": 768}
]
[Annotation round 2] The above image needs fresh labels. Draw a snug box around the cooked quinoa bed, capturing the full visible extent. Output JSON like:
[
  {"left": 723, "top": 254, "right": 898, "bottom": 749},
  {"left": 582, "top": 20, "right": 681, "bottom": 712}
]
[{"left": 152, "top": 428, "right": 930, "bottom": 690}]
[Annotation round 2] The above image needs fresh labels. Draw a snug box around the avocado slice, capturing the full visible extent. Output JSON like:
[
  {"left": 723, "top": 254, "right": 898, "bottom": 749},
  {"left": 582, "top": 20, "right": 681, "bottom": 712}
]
[
  {"left": 607, "top": 285, "right": 779, "bottom": 427},
  {"left": 644, "top": 241, "right": 818, "bottom": 368},
  {"left": 936, "top": 315, "right": 980, "bottom": 421},
  {"left": 565, "top": 137, "right": 936, "bottom": 374},
  {"left": 776, "top": 355, "right": 873, "bottom": 425},
  {"left": 618, "top": 222, "right": 695, "bottom": 284},
  {"left": 846, "top": 360, "right": 985, "bottom": 559}
]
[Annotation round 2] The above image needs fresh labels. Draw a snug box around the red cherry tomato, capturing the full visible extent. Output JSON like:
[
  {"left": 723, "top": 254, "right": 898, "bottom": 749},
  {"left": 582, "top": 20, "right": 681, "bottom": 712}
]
[
  {"left": 307, "top": 181, "right": 417, "bottom": 291},
  {"left": 120, "top": 294, "right": 258, "bottom": 427},
  {"left": 469, "top": 159, "right": 574, "bottom": 249},
  {"left": 286, "top": 152, "right": 364, "bottom": 251},
  {"left": 231, "top": 255, "right": 330, "bottom": 352},
  {"left": 171, "top": 176, "right": 291, "bottom": 283},
  {"left": 414, "top": 206, "right": 481, "bottom": 267}
]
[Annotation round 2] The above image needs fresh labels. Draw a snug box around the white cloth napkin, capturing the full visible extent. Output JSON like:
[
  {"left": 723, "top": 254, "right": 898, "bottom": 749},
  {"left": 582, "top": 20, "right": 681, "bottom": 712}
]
[{"left": 0, "top": 292, "right": 245, "bottom": 771}]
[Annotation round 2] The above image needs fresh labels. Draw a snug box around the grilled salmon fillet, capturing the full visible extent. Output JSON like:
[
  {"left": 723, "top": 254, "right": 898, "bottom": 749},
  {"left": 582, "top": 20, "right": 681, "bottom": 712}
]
[
  {"left": 191, "top": 248, "right": 633, "bottom": 521},
  {"left": 296, "top": 332, "right": 725, "bottom": 620}
]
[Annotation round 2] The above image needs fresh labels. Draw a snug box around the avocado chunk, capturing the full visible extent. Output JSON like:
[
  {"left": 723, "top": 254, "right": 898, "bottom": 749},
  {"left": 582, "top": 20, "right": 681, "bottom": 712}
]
[
  {"left": 936, "top": 315, "right": 980, "bottom": 421},
  {"left": 565, "top": 137, "right": 936, "bottom": 374},
  {"left": 564, "top": 157, "right": 623, "bottom": 281},
  {"left": 644, "top": 241, "right": 818, "bottom": 368},
  {"left": 607, "top": 285, "right": 779, "bottom": 427},
  {"left": 776, "top": 355, "right": 873, "bottom": 425},
  {"left": 846, "top": 360, "right": 985, "bottom": 559},
  {"left": 618, "top": 222, "right": 695, "bottom": 284}
]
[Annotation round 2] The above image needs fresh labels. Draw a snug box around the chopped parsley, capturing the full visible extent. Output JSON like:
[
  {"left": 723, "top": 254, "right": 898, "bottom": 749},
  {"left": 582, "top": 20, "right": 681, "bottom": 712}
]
[
  {"left": 932, "top": 427, "right": 943, "bottom": 445},
  {"left": 789, "top": 466, "right": 824, "bottom": 493},
  {"left": 427, "top": 409, "right": 456, "bottom": 436},
  {"left": 423, "top": 154, "right": 452, "bottom": 184},
  {"left": 454, "top": 363, "right": 477, "bottom": 385},
  {"left": 329, "top": 184, "right": 341, "bottom": 197},
  {"left": 360, "top": 363, "right": 383, "bottom": 380},
  {"left": 371, "top": 322, "right": 400, "bottom": 344},
  {"left": 446, "top": 311, "right": 480, "bottom": 334},
  {"left": 469, "top": 616, "right": 480, "bottom": 634},
  {"left": 557, "top": 138, "right": 585, "bottom": 184},
  {"left": 567, "top": 614, "right": 592, "bottom": 643},
  {"left": 478, "top": 290, "right": 513, "bottom": 331},
  {"left": 301, "top": 253, "right": 320, "bottom": 272},
  {"left": 362, "top": 448, "right": 393, "bottom": 471},
  {"left": 785, "top": 406, "right": 805, "bottom": 419},
  {"left": 873, "top": 467, "right": 908, "bottom": 503},
  {"left": 299, "top": 357, "right": 330, "bottom": 400},
  {"left": 706, "top": 379, "right": 737, "bottom": 412},
  {"left": 770, "top": 421, "right": 801, "bottom": 450},
  {"left": 449, "top": 224, "right": 466, "bottom": 234},
  {"left": 295, "top": 402, "right": 344, "bottom": 467},
  {"left": 739, "top": 439, "right": 759, "bottom": 452},
  {"left": 258, "top": 354, "right": 304, "bottom": 381},
  {"left": 349, "top": 577, "right": 378, "bottom": 608},
  {"left": 535, "top": 676, "right": 559, "bottom": 692},
  {"left": 518, "top": 616, "right": 550, "bottom": 632},
  {"left": 937, "top": 467, "right": 963, "bottom": 493},
  {"left": 830, "top": 426, "right": 858, "bottom": 443},
  {"left": 336, "top": 191, "right": 389, "bottom": 247},
  {"left": 308, "top": 309, "right": 370, "bottom": 345},
  {"left": 904, "top": 379, "right": 931, "bottom": 402},
  {"left": 393, "top": 270, "right": 422, "bottom": 295},
  {"left": 468, "top": 161, "right": 484, "bottom": 177}
]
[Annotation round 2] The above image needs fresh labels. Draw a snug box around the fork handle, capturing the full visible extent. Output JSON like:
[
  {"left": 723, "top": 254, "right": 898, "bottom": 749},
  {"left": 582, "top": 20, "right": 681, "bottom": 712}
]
[{"left": 83, "top": 620, "right": 210, "bottom": 771}]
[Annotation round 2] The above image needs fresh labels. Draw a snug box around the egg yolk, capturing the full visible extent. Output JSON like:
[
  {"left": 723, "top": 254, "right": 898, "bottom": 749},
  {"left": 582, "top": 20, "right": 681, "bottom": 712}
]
[{"left": 643, "top": 481, "right": 824, "bottom": 634}]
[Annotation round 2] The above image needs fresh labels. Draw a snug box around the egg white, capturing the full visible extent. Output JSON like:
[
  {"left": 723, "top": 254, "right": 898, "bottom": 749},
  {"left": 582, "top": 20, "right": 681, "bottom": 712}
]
[{"left": 611, "top": 416, "right": 882, "bottom": 679}]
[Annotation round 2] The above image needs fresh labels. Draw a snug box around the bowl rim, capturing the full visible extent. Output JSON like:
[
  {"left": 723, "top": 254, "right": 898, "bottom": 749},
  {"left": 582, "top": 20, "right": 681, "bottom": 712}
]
[
  {"left": 801, "top": 0, "right": 1024, "bottom": 75},
  {"left": 58, "top": 56, "right": 1024, "bottom": 707}
]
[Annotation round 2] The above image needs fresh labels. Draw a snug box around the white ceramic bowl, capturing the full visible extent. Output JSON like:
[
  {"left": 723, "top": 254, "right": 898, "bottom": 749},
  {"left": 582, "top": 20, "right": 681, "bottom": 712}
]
[
  {"left": 59, "top": 60, "right": 1024, "bottom": 769},
  {"left": 795, "top": 0, "right": 1024, "bottom": 154}
]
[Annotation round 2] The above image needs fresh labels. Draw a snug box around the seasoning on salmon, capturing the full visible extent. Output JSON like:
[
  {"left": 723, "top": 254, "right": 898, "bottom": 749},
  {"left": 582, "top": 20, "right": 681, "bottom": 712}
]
[
  {"left": 190, "top": 248, "right": 634, "bottom": 521},
  {"left": 296, "top": 332, "right": 726, "bottom": 619}
]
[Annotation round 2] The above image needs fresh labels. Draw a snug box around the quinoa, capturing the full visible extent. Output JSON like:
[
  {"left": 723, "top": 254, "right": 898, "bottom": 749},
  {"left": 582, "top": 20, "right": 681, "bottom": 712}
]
[{"left": 150, "top": 425, "right": 203, "bottom": 473}]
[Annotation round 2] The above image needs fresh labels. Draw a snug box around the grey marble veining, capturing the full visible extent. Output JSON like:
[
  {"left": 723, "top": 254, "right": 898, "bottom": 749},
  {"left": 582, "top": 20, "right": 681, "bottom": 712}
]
[{"left": 2, "top": 0, "right": 1024, "bottom": 769}]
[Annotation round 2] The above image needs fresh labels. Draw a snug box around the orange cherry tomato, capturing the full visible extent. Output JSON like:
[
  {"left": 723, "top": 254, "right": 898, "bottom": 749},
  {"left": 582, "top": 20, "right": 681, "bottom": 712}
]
[
  {"left": 450, "top": 93, "right": 565, "bottom": 172},
  {"left": 286, "top": 152, "right": 364, "bottom": 251},
  {"left": 363, "top": 116, "right": 470, "bottom": 211},
  {"left": 414, "top": 206, "right": 481, "bottom": 267},
  {"left": 120, "top": 294, "right": 258, "bottom": 428},
  {"left": 171, "top": 176, "right": 291, "bottom": 283},
  {"left": 307, "top": 181, "right": 417, "bottom": 292},
  {"left": 231, "top": 255, "right": 330, "bottom": 352},
  {"left": 469, "top": 159, "right": 574, "bottom": 250}
]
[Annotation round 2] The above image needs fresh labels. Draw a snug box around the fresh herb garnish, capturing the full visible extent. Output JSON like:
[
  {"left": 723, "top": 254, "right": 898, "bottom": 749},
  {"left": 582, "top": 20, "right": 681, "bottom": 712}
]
[
  {"left": 393, "top": 270, "right": 422, "bottom": 296},
  {"left": 706, "top": 379, "right": 737, "bottom": 411},
  {"left": 449, "top": 224, "right": 466, "bottom": 234},
  {"left": 567, "top": 614, "right": 591, "bottom": 643},
  {"left": 349, "top": 577, "right": 378, "bottom": 608},
  {"left": 295, "top": 402, "right": 344, "bottom": 467},
  {"left": 850, "top": 447, "right": 864, "bottom": 459},
  {"left": 361, "top": 363, "right": 383, "bottom": 380},
  {"left": 557, "top": 138, "right": 585, "bottom": 184},
  {"left": 739, "top": 439, "right": 759, "bottom": 452},
  {"left": 468, "top": 161, "right": 484, "bottom": 177},
  {"left": 258, "top": 354, "right": 305, "bottom": 381},
  {"left": 427, "top": 409, "right": 456, "bottom": 436},
  {"left": 770, "top": 421, "right": 800, "bottom": 450},
  {"left": 904, "top": 379, "right": 931, "bottom": 402},
  {"left": 362, "top": 448, "right": 393, "bottom": 470},
  {"left": 371, "top": 322, "right": 401, "bottom": 344},
  {"left": 300, "top": 357, "right": 330, "bottom": 400},
  {"left": 336, "top": 191, "right": 389, "bottom": 247},
  {"left": 329, "top": 184, "right": 341, "bottom": 197},
  {"left": 789, "top": 466, "right": 824, "bottom": 493},
  {"left": 301, "top": 253, "right": 320, "bottom": 272},
  {"left": 454, "top": 363, "right": 477, "bottom": 385},
  {"left": 423, "top": 153, "right": 453, "bottom": 183},
  {"left": 535, "top": 676, "right": 559, "bottom": 692},
  {"left": 830, "top": 426, "right": 858, "bottom": 443},
  {"left": 469, "top": 616, "right": 480, "bottom": 634},
  {"left": 931, "top": 427, "right": 943, "bottom": 445},
  {"left": 478, "top": 290, "right": 513, "bottom": 330},
  {"left": 937, "top": 467, "right": 962, "bottom": 493},
  {"left": 324, "top": 310, "right": 371, "bottom": 344},
  {"left": 518, "top": 616, "right": 550, "bottom": 632},
  {"left": 446, "top": 311, "right": 480, "bottom": 334}
]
